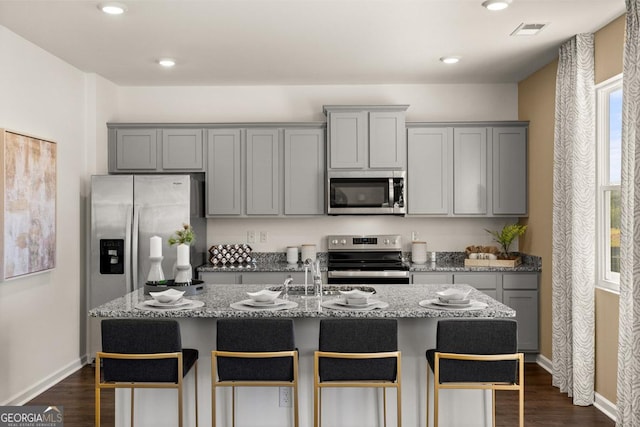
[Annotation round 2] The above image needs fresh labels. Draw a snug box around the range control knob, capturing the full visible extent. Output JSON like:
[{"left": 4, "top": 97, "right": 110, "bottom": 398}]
[
  {"left": 331, "top": 239, "right": 339, "bottom": 245},
  {"left": 383, "top": 239, "right": 390, "bottom": 245},
  {"left": 340, "top": 239, "right": 347, "bottom": 245},
  {"left": 391, "top": 239, "right": 397, "bottom": 245}
]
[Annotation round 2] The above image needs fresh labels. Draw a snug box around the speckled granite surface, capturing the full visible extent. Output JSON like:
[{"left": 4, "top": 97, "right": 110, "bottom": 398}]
[
  {"left": 197, "top": 251, "right": 541, "bottom": 273},
  {"left": 88, "top": 283, "right": 515, "bottom": 319}
]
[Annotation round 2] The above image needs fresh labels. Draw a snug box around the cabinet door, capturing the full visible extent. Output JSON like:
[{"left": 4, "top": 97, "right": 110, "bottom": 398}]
[
  {"left": 206, "top": 129, "right": 242, "bottom": 215},
  {"left": 453, "top": 272, "right": 498, "bottom": 300},
  {"left": 369, "top": 111, "right": 406, "bottom": 169},
  {"left": 240, "top": 272, "right": 286, "bottom": 285},
  {"left": 284, "top": 129, "right": 325, "bottom": 215},
  {"left": 407, "top": 128, "right": 451, "bottom": 215},
  {"left": 492, "top": 127, "right": 527, "bottom": 215},
  {"left": 412, "top": 273, "right": 453, "bottom": 284},
  {"left": 246, "top": 129, "right": 280, "bottom": 215},
  {"left": 503, "top": 290, "right": 539, "bottom": 352},
  {"left": 162, "top": 129, "right": 204, "bottom": 171},
  {"left": 199, "top": 272, "right": 238, "bottom": 284},
  {"left": 328, "top": 111, "right": 367, "bottom": 169},
  {"left": 115, "top": 129, "right": 159, "bottom": 171},
  {"left": 453, "top": 128, "right": 488, "bottom": 215}
]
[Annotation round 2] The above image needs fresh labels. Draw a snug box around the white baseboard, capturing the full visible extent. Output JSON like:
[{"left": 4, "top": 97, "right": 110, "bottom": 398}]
[
  {"left": 594, "top": 392, "right": 617, "bottom": 422},
  {"left": 535, "top": 354, "right": 617, "bottom": 422},
  {"left": 1, "top": 357, "right": 86, "bottom": 406},
  {"left": 536, "top": 353, "right": 553, "bottom": 373}
]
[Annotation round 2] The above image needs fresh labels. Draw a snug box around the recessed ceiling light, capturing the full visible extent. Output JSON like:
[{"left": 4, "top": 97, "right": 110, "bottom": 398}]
[
  {"left": 481, "top": 0, "right": 512, "bottom": 11},
  {"left": 158, "top": 58, "right": 176, "bottom": 68},
  {"left": 440, "top": 56, "right": 461, "bottom": 64},
  {"left": 98, "top": 2, "right": 127, "bottom": 15}
]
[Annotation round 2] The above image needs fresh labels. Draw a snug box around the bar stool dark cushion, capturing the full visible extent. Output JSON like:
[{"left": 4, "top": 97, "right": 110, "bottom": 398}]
[
  {"left": 101, "top": 319, "right": 198, "bottom": 383},
  {"left": 216, "top": 318, "right": 295, "bottom": 381},
  {"left": 318, "top": 318, "right": 398, "bottom": 382},
  {"left": 426, "top": 319, "right": 518, "bottom": 383}
]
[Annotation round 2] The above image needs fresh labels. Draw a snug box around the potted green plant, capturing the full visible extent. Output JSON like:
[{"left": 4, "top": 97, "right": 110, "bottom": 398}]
[
  {"left": 485, "top": 224, "right": 527, "bottom": 259},
  {"left": 168, "top": 223, "right": 195, "bottom": 246}
]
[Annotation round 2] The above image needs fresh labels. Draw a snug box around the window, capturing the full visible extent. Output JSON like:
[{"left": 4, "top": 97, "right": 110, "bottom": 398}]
[{"left": 596, "top": 75, "right": 622, "bottom": 292}]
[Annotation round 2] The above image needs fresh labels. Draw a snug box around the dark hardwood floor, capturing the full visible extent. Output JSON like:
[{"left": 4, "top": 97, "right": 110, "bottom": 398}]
[{"left": 26, "top": 363, "right": 613, "bottom": 426}]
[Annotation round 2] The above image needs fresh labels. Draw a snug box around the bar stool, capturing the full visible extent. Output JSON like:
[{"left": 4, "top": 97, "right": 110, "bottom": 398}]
[
  {"left": 95, "top": 319, "right": 199, "bottom": 427},
  {"left": 426, "top": 318, "right": 524, "bottom": 427},
  {"left": 211, "top": 318, "right": 299, "bottom": 427},
  {"left": 314, "top": 318, "right": 401, "bottom": 427}
]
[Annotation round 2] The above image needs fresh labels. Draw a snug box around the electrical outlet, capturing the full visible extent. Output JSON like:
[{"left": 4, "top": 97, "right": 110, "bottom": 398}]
[
  {"left": 247, "top": 231, "right": 256, "bottom": 243},
  {"left": 279, "top": 387, "right": 292, "bottom": 407},
  {"left": 412, "top": 231, "right": 419, "bottom": 241},
  {"left": 260, "top": 231, "right": 268, "bottom": 243}
]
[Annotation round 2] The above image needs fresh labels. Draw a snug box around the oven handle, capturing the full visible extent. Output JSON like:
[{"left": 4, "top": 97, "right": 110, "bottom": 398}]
[{"left": 328, "top": 270, "right": 410, "bottom": 278}]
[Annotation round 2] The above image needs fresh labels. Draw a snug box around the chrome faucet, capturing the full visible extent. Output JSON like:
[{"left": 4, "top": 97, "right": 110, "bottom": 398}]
[
  {"left": 312, "top": 259, "right": 322, "bottom": 297},
  {"left": 283, "top": 276, "right": 294, "bottom": 299}
]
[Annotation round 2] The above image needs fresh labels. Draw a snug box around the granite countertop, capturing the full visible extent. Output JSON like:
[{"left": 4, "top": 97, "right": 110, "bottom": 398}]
[
  {"left": 88, "top": 283, "right": 515, "bottom": 319},
  {"left": 197, "top": 251, "right": 541, "bottom": 274}
]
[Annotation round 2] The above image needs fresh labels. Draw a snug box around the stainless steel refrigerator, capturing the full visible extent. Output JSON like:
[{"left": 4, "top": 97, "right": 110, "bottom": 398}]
[{"left": 88, "top": 174, "right": 206, "bottom": 309}]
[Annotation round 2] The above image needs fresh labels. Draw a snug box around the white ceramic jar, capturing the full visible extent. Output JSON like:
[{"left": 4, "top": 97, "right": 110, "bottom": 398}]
[
  {"left": 412, "top": 241, "right": 427, "bottom": 264},
  {"left": 286, "top": 246, "right": 299, "bottom": 265}
]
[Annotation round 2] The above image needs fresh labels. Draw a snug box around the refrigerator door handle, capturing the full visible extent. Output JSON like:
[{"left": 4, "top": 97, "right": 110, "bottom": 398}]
[
  {"left": 132, "top": 204, "right": 140, "bottom": 291},
  {"left": 124, "top": 204, "right": 133, "bottom": 293}
]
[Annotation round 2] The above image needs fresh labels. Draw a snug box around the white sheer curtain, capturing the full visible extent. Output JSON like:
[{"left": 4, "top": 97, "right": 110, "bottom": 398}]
[
  {"left": 617, "top": 1, "right": 640, "bottom": 425},
  {"left": 551, "top": 33, "right": 596, "bottom": 406}
]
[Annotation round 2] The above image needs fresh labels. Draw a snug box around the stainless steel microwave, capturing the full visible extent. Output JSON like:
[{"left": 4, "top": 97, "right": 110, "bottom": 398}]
[{"left": 327, "top": 171, "right": 406, "bottom": 215}]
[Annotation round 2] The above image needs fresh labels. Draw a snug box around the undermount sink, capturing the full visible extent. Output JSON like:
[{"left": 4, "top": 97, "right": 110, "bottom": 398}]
[{"left": 268, "top": 284, "right": 376, "bottom": 296}]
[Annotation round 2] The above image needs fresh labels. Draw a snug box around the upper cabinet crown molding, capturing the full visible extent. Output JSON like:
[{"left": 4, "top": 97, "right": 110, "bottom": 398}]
[{"left": 322, "top": 105, "right": 410, "bottom": 114}]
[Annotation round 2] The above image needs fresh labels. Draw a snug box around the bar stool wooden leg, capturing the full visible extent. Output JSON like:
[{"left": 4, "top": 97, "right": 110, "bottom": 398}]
[
  {"left": 130, "top": 389, "right": 135, "bottom": 427},
  {"left": 383, "top": 388, "right": 387, "bottom": 427}
]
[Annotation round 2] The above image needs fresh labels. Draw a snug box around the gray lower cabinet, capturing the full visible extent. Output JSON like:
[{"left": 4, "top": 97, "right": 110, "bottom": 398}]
[
  {"left": 199, "top": 271, "right": 239, "bottom": 284},
  {"left": 452, "top": 272, "right": 539, "bottom": 352},
  {"left": 412, "top": 272, "right": 453, "bottom": 284},
  {"left": 407, "top": 127, "right": 451, "bottom": 214},
  {"left": 284, "top": 129, "right": 325, "bottom": 215},
  {"left": 206, "top": 129, "right": 242, "bottom": 215},
  {"left": 110, "top": 127, "right": 205, "bottom": 172},
  {"left": 246, "top": 129, "right": 280, "bottom": 215}
]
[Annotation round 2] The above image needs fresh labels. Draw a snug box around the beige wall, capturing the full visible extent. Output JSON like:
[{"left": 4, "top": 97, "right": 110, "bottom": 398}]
[{"left": 518, "top": 14, "right": 624, "bottom": 404}]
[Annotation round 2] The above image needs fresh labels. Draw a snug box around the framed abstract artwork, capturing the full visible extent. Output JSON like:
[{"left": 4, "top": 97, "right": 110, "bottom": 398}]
[{"left": 0, "top": 129, "right": 57, "bottom": 280}]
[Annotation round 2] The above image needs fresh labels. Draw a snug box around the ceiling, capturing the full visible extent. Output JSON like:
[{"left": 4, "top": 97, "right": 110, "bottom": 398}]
[{"left": 0, "top": 0, "right": 625, "bottom": 86}]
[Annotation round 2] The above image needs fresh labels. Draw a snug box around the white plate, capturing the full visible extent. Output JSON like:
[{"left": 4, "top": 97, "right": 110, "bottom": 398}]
[
  {"left": 321, "top": 299, "right": 389, "bottom": 311},
  {"left": 438, "top": 298, "right": 470, "bottom": 305},
  {"left": 334, "top": 299, "right": 378, "bottom": 308},
  {"left": 431, "top": 299, "right": 472, "bottom": 308},
  {"left": 143, "top": 298, "right": 190, "bottom": 308},
  {"left": 419, "top": 299, "right": 488, "bottom": 310},
  {"left": 240, "top": 298, "right": 288, "bottom": 308},
  {"left": 136, "top": 300, "right": 204, "bottom": 310}
]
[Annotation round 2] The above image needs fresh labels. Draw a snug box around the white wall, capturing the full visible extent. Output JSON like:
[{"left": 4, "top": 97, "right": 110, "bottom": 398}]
[
  {"left": 115, "top": 83, "right": 519, "bottom": 252},
  {"left": 0, "top": 26, "right": 88, "bottom": 404}
]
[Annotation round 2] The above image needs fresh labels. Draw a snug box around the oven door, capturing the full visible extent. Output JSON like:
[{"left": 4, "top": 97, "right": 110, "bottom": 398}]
[{"left": 327, "top": 270, "right": 410, "bottom": 285}]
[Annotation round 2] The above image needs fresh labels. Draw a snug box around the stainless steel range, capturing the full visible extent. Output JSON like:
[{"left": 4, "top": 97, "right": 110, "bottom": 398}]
[{"left": 327, "top": 234, "right": 410, "bottom": 284}]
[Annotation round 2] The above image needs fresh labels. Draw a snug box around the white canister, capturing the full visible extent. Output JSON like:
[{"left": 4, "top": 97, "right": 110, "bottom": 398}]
[
  {"left": 286, "top": 246, "right": 299, "bottom": 265},
  {"left": 301, "top": 244, "right": 317, "bottom": 262},
  {"left": 412, "top": 241, "right": 428, "bottom": 264}
]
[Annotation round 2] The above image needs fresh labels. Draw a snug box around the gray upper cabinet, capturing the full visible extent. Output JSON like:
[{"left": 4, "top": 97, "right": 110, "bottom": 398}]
[
  {"left": 162, "top": 128, "right": 204, "bottom": 171},
  {"left": 284, "top": 128, "right": 325, "bottom": 215},
  {"left": 327, "top": 110, "right": 367, "bottom": 169},
  {"left": 324, "top": 105, "right": 408, "bottom": 171},
  {"left": 369, "top": 111, "right": 406, "bottom": 169},
  {"left": 453, "top": 127, "right": 488, "bottom": 215},
  {"left": 113, "top": 128, "right": 159, "bottom": 171},
  {"left": 246, "top": 129, "right": 280, "bottom": 215},
  {"left": 207, "top": 129, "right": 242, "bottom": 216},
  {"left": 110, "top": 126, "right": 204, "bottom": 173},
  {"left": 492, "top": 127, "right": 528, "bottom": 216},
  {"left": 407, "top": 127, "right": 451, "bottom": 215}
]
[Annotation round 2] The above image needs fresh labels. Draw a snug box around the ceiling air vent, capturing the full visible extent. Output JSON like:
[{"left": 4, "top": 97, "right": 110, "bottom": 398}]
[{"left": 511, "top": 23, "right": 548, "bottom": 36}]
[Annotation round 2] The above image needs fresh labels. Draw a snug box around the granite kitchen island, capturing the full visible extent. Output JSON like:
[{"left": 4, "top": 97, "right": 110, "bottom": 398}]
[{"left": 90, "top": 283, "right": 516, "bottom": 427}]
